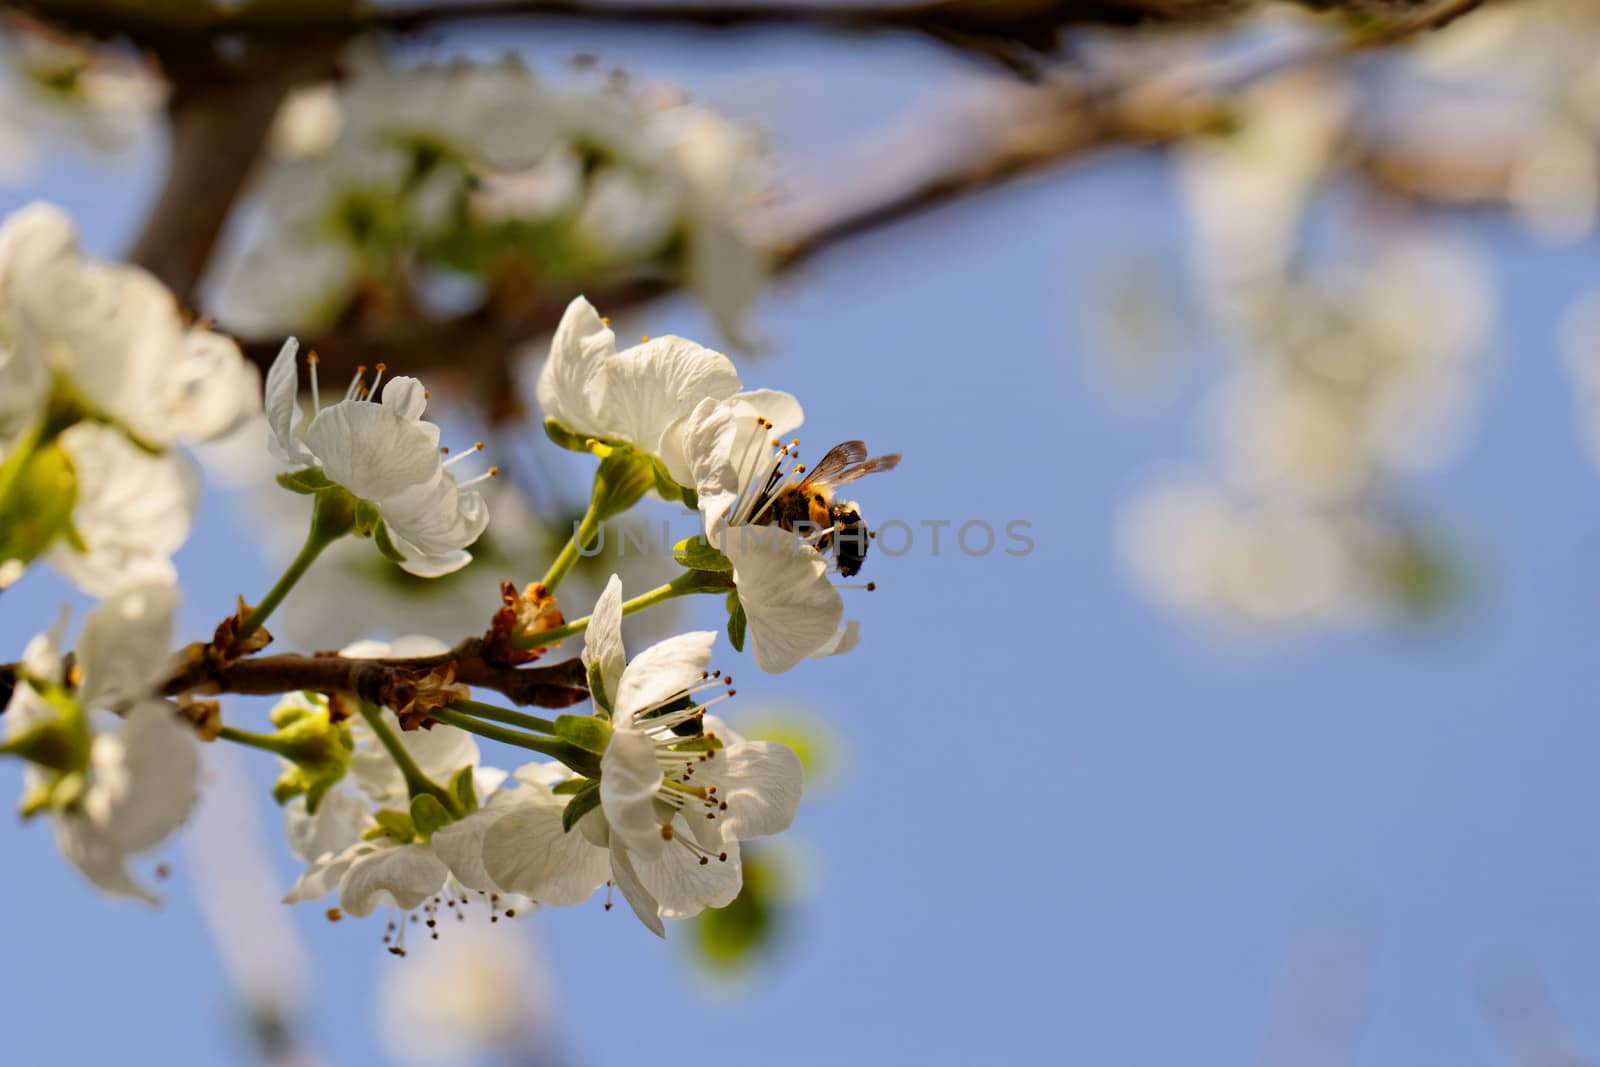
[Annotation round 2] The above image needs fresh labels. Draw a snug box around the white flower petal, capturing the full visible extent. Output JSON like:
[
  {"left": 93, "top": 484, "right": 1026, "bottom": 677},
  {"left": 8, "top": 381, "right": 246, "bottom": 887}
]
[
  {"left": 81, "top": 700, "right": 197, "bottom": 854},
  {"left": 581, "top": 574, "right": 626, "bottom": 712},
  {"left": 599, "top": 335, "right": 739, "bottom": 452},
  {"left": 480, "top": 799, "right": 611, "bottom": 906},
  {"left": 613, "top": 631, "right": 717, "bottom": 726},
  {"left": 53, "top": 816, "right": 160, "bottom": 905},
  {"left": 285, "top": 788, "right": 371, "bottom": 864},
  {"left": 430, "top": 809, "right": 503, "bottom": 893},
  {"left": 598, "top": 728, "right": 666, "bottom": 857},
  {"left": 338, "top": 841, "right": 450, "bottom": 916},
  {"left": 629, "top": 826, "right": 741, "bottom": 918},
  {"left": 75, "top": 584, "right": 178, "bottom": 708},
  {"left": 284, "top": 842, "right": 363, "bottom": 904},
  {"left": 264, "top": 338, "right": 313, "bottom": 465},
  {"left": 380, "top": 376, "right": 428, "bottom": 421},
  {"left": 303, "top": 401, "right": 443, "bottom": 502},
  {"left": 537, "top": 296, "right": 613, "bottom": 438},
  {"left": 608, "top": 845, "right": 665, "bottom": 937},
  {"left": 50, "top": 423, "right": 199, "bottom": 598},
  {"left": 698, "top": 740, "right": 803, "bottom": 841},
  {"left": 721, "top": 527, "right": 843, "bottom": 674}
]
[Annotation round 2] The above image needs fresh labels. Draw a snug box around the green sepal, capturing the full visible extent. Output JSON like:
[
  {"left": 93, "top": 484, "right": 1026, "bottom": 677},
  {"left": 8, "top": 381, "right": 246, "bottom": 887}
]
[
  {"left": 680, "top": 487, "right": 699, "bottom": 512},
  {"left": 674, "top": 535, "right": 733, "bottom": 573},
  {"left": 651, "top": 456, "right": 685, "bottom": 503},
  {"left": 275, "top": 467, "right": 335, "bottom": 495},
  {"left": 590, "top": 446, "right": 656, "bottom": 522},
  {"left": 726, "top": 590, "right": 747, "bottom": 652},
  {"left": 369, "top": 809, "right": 416, "bottom": 844},
  {"left": 308, "top": 485, "right": 359, "bottom": 540},
  {"left": 410, "top": 794, "right": 452, "bottom": 836},
  {"left": 561, "top": 780, "right": 602, "bottom": 833},
  {"left": 352, "top": 496, "right": 383, "bottom": 538},
  {"left": 450, "top": 765, "right": 479, "bottom": 814},
  {"left": 554, "top": 714, "right": 613, "bottom": 755},
  {"left": 587, "top": 660, "right": 612, "bottom": 717},
  {"left": 373, "top": 521, "right": 408, "bottom": 562},
  {"left": 0, "top": 440, "right": 78, "bottom": 568},
  {"left": 551, "top": 777, "right": 592, "bottom": 796},
  {"left": 543, "top": 416, "right": 591, "bottom": 453}
]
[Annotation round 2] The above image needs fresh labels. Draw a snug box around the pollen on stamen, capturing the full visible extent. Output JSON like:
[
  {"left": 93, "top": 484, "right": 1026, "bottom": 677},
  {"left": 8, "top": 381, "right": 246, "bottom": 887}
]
[{"left": 641, "top": 335, "right": 651, "bottom": 342}]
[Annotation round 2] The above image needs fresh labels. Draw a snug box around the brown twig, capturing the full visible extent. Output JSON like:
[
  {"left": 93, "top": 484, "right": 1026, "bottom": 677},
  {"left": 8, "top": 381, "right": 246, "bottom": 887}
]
[{"left": 160, "top": 637, "right": 589, "bottom": 710}]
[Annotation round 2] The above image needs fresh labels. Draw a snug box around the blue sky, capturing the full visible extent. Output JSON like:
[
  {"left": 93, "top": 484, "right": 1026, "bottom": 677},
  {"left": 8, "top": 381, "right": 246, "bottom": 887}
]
[{"left": 5, "top": 23, "right": 1600, "bottom": 1067}]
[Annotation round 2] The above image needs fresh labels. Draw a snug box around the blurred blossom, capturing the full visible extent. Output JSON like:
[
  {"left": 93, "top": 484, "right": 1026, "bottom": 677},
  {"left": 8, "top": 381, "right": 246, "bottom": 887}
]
[
  {"left": 213, "top": 50, "right": 770, "bottom": 344},
  {"left": 1119, "top": 476, "right": 1362, "bottom": 629},
  {"left": 0, "top": 29, "right": 162, "bottom": 182},
  {"left": 375, "top": 923, "right": 557, "bottom": 1067},
  {"left": 1405, "top": 0, "right": 1600, "bottom": 243},
  {"left": 1180, "top": 71, "right": 1350, "bottom": 318},
  {"left": 1212, "top": 234, "right": 1493, "bottom": 505},
  {"left": 268, "top": 84, "right": 342, "bottom": 160}
]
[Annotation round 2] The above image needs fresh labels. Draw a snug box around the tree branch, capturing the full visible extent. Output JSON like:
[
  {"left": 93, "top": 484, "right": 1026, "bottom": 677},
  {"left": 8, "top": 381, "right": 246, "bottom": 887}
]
[
  {"left": 161, "top": 637, "right": 590, "bottom": 710},
  {"left": 7, "top": 0, "right": 1489, "bottom": 71},
  {"left": 126, "top": 37, "right": 345, "bottom": 304}
]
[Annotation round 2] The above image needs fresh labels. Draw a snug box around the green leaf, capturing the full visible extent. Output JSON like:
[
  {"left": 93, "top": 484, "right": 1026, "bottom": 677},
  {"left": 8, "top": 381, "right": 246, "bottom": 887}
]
[
  {"left": 590, "top": 446, "right": 657, "bottom": 521},
  {"left": 588, "top": 659, "right": 612, "bottom": 717},
  {"left": 561, "top": 780, "right": 602, "bottom": 833},
  {"left": 373, "top": 521, "right": 408, "bottom": 563},
  {"left": 275, "top": 467, "right": 334, "bottom": 494},
  {"left": 726, "top": 590, "right": 748, "bottom": 653},
  {"left": 543, "top": 416, "right": 591, "bottom": 453},
  {"left": 554, "top": 714, "right": 613, "bottom": 755},
  {"left": 450, "top": 765, "right": 479, "bottom": 814},
  {"left": 410, "top": 794, "right": 452, "bottom": 836},
  {"left": 674, "top": 535, "right": 733, "bottom": 573},
  {"left": 551, "top": 776, "right": 591, "bottom": 795}
]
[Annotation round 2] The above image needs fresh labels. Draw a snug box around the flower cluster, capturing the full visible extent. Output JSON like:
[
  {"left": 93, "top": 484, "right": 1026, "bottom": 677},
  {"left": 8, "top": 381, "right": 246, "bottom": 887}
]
[
  {"left": 215, "top": 51, "right": 768, "bottom": 347},
  {"left": 0, "top": 202, "right": 258, "bottom": 594},
  {"left": 0, "top": 196, "right": 894, "bottom": 951},
  {"left": 1116, "top": 75, "right": 1494, "bottom": 631}
]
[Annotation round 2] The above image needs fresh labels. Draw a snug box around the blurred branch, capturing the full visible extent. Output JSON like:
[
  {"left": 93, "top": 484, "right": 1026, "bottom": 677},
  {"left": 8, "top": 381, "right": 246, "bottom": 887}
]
[
  {"left": 6, "top": 0, "right": 1490, "bottom": 73},
  {"left": 129, "top": 39, "right": 344, "bottom": 304},
  {"left": 237, "top": 67, "right": 1221, "bottom": 386}
]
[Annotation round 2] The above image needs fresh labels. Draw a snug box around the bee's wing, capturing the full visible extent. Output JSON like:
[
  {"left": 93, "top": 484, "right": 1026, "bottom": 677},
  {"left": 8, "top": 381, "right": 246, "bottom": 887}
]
[
  {"left": 826, "top": 453, "right": 902, "bottom": 485},
  {"left": 798, "top": 441, "right": 869, "bottom": 486}
]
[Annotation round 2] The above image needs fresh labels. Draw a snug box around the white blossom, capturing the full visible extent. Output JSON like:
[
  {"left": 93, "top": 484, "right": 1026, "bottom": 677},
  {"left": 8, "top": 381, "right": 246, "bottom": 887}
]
[
  {"left": 265, "top": 340, "right": 491, "bottom": 577},
  {"left": 0, "top": 201, "right": 259, "bottom": 446},
  {"left": 681, "top": 395, "right": 852, "bottom": 673},
  {"left": 4, "top": 585, "right": 195, "bottom": 904},
  {"left": 466, "top": 576, "right": 803, "bottom": 935}
]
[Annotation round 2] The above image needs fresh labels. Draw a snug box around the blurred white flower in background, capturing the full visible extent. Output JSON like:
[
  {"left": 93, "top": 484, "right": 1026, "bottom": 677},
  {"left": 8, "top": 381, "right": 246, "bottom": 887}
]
[
  {"left": 376, "top": 923, "right": 557, "bottom": 1066},
  {"left": 214, "top": 50, "right": 770, "bottom": 346},
  {"left": 1121, "top": 61, "right": 1497, "bottom": 632},
  {"left": 0, "top": 28, "right": 162, "bottom": 183}
]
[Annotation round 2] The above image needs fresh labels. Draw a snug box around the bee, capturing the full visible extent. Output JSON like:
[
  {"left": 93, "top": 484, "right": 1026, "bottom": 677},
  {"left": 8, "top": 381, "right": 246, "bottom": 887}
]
[{"left": 755, "top": 441, "right": 900, "bottom": 578}]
